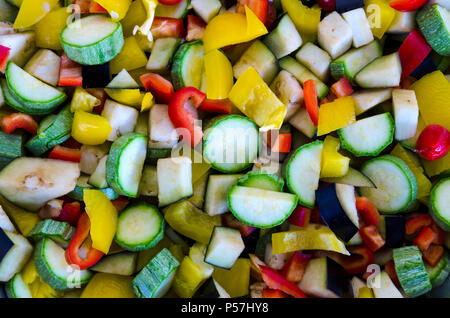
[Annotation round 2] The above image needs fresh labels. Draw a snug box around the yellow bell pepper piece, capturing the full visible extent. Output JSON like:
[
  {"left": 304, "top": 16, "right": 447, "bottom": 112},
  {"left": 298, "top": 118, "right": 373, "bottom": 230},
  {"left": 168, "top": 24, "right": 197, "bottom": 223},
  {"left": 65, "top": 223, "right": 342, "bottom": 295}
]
[
  {"left": 271, "top": 224, "right": 350, "bottom": 255},
  {"left": 134, "top": 0, "right": 158, "bottom": 41},
  {"left": 204, "top": 49, "right": 234, "bottom": 100},
  {"left": 212, "top": 258, "right": 250, "bottom": 298},
  {"left": 141, "top": 92, "right": 155, "bottom": 112},
  {"left": 318, "top": 96, "right": 356, "bottom": 136},
  {"left": 229, "top": 67, "right": 286, "bottom": 131},
  {"left": 0, "top": 195, "right": 39, "bottom": 236},
  {"left": 110, "top": 36, "right": 148, "bottom": 74},
  {"left": 83, "top": 189, "right": 118, "bottom": 254},
  {"left": 365, "top": 0, "right": 396, "bottom": 39},
  {"left": 173, "top": 256, "right": 206, "bottom": 298},
  {"left": 121, "top": 0, "right": 147, "bottom": 37},
  {"left": 13, "top": 0, "right": 59, "bottom": 29},
  {"left": 390, "top": 144, "right": 432, "bottom": 199},
  {"left": 70, "top": 87, "right": 101, "bottom": 113},
  {"left": 203, "top": 6, "right": 268, "bottom": 52},
  {"left": 104, "top": 88, "right": 144, "bottom": 108},
  {"left": 164, "top": 201, "right": 222, "bottom": 245},
  {"left": 33, "top": 6, "right": 70, "bottom": 50},
  {"left": 95, "top": 0, "right": 132, "bottom": 21},
  {"left": 81, "top": 273, "right": 135, "bottom": 298},
  {"left": 136, "top": 235, "right": 173, "bottom": 271},
  {"left": 320, "top": 136, "right": 350, "bottom": 178},
  {"left": 359, "top": 286, "right": 374, "bottom": 298},
  {"left": 281, "top": 0, "right": 321, "bottom": 36},
  {"left": 22, "top": 258, "right": 61, "bottom": 298},
  {"left": 71, "top": 111, "right": 112, "bottom": 145}
]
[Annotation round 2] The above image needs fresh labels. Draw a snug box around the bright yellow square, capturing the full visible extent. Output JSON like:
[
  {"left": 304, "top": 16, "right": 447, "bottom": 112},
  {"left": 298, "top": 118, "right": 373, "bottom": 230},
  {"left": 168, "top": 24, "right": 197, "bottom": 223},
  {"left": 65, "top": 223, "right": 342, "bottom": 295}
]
[{"left": 317, "top": 96, "right": 356, "bottom": 136}]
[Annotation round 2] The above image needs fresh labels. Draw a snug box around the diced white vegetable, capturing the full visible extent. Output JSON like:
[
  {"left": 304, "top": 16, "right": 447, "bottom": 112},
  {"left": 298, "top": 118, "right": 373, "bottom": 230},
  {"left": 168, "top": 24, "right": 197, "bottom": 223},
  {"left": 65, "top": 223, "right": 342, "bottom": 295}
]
[
  {"left": 342, "top": 8, "right": 374, "bottom": 48},
  {"left": 0, "top": 32, "right": 36, "bottom": 67},
  {"left": 270, "top": 70, "right": 304, "bottom": 120},
  {"left": 392, "top": 89, "right": 419, "bottom": 141},
  {"left": 24, "top": 49, "right": 61, "bottom": 86},
  {"left": 387, "top": 11, "right": 416, "bottom": 34},
  {"left": 0, "top": 205, "right": 15, "bottom": 232},
  {"left": 318, "top": 12, "right": 353, "bottom": 59},
  {"left": 149, "top": 104, "right": 179, "bottom": 148},
  {"left": 295, "top": 43, "right": 331, "bottom": 82},
  {"left": 264, "top": 243, "right": 290, "bottom": 270},
  {"left": 352, "top": 88, "right": 393, "bottom": 116},
  {"left": 101, "top": 99, "right": 139, "bottom": 142}
]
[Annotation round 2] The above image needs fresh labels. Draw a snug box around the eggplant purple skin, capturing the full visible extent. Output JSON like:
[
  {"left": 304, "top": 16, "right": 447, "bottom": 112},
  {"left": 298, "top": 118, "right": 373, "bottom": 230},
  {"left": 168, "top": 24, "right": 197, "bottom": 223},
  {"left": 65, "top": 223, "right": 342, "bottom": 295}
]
[
  {"left": 0, "top": 229, "right": 13, "bottom": 263},
  {"left": 316, "top": 183, "right": 359, "bottom": 243},
  {"left": 82, "top": 63, "right": 111, "bottom": 88},
  {"left": 384, "top": 216, "right": 406, "bottom": 248},
  {"left": 335, "top": 0, "right": 364, "bottom": 13},
  {"left": 326, "top": 257, "right": 348, "bottom": 297}
]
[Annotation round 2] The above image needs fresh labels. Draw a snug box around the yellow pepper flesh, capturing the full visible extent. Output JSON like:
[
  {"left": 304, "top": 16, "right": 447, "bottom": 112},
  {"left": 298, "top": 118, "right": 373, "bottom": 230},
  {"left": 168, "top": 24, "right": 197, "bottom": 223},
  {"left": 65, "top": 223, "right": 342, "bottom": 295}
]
[
  {"left": 203, "top": 6, "right": 267, "bottom": 53},
  {"left": 271, "top": 224, "right": 350, "bottom": 255},
  {"left": 110, "top": 36, "right": 149, "bottom": 74},
  {"left": 281, "top": 0, "right": 321, "bottom": 36},
  {"left": 317, "top": 96, "right": 356, "bottom": 136},
  {"left": 365, "top": 0, "right": 396, "bottom": 39},
  {"left": 95, "top": 0, "right": 132, "bottom": 21},
  {"left": 204, "top": 49, "right": 234, "bottom": 100},
  {"left": 71, "top": 111, "right": 112, "bottom": 145},
  {"left": 173, "top": 256, "right": 206, "bottom": 298},
  {"left": 320, "top": 136, "right": 350, "bottom": 178},
  {"left": 141, "top": 92, "right": 155, "bottom": 112},
  {"left": 34, "top": 6, "right": 70, "bottom": 50},
  {"left": 13, "top": 0, "right": 59, "bottom": 29},
  {"left": 22, "top": 258, "right": 61, "bottom": 298},
  {"left": 81, "top": 273, "right": 135, "bottom": 298},
  {"left": 358, "top": 286, "right": 375, "bottom": 298},
  {"left": 121, "top": 0, "right": 147, "bottom": 37},
  {"left": 105, "top": 88, "right": 144, "bottom": 108},
  {"left": 229, "top": 67, "right": 286, "bottom": 131},
  {"left": 0, "top": 195, "right": 39, "bottom": 236},
  {"left": 70, "top": 87, "right": 101, "bottom": 113},
  {"left": 83, "top": 189, "right": 118, "bottom": 254},
  {"left": 212, "top": 258, "right": 250, "bottom": 298}
]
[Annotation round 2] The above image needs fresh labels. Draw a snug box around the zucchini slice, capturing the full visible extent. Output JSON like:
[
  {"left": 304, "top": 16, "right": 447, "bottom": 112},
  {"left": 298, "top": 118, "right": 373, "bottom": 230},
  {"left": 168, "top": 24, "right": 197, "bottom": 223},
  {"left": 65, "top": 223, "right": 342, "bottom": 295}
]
[
  {"left": 27, "top": 220, "right": 75, "bottom": 246},
  {"left": 417, "top": 4, "right": 450, "bottom": 56},
  {"left": 5, "top": 273, "right": 31, "bottom": 298},
  {"left": 430, "top": 177, "right": 450, "bottom": 231},
  {"left": 171, "top": 40, "right": 204, "bottom": 90}
]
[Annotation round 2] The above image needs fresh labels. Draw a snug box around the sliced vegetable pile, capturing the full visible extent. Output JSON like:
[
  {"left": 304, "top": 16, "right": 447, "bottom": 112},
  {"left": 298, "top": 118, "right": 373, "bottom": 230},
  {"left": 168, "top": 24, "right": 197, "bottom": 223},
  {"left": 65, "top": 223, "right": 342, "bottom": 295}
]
[{"left": 0, "top": 0, "right": 449, "bottom": 299}]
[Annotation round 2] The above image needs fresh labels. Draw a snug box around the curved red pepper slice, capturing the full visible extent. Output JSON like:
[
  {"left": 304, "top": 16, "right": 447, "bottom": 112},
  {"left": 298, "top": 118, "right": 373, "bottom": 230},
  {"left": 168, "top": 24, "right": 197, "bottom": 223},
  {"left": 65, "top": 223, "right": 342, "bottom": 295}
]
[
  {"left": 262, "top": 288, "right": 289, "bottom": 298},
  {"left": 303, "top": 80, "right": 319, "bottom": 126},
  {"left": 260, "top": 265, "right": 307, "bottom": 298},
  {"left": 49, "top": 146, "right": 82, "bottom": 163},
  {"left": 390, "top": 0, "right": 427, "bottom": 12},
  {"left": 355, "top": 197, "right": 380, "bottom": 226},
  {"left": 54, "top": 201, "right": 81, "bottom": 226},
  {"left": 359, "top": 225, "right": 385, "bottom": 252},
  {"left": 237, "top": 0, "right": 268, "bottom": 24},
  {"left": 65, "top": 212, "right": 104, "bottom": 270},
  {"left": 398, "top": 30, "right": 431, "bottom": 80},
  {"left": 168, "top": 87, "right": 206, "bottom": 147},
  {"left": 140, "top": 73, "right": 174, "bottom": 104},
  {"left": 198, "top": 99, "right": 232, "bottom": 114},
  {"left": 1, "top": 113, "right": 38, "bottom": 135},
  {"left": 335, "top": 245, "right": 374, "bottom": 275},
  {"left": 405, "top": 213, "right": 433, "bottom": 235},
  {"left": 158, "top": 0, "right": 183, "bottom": 5}
]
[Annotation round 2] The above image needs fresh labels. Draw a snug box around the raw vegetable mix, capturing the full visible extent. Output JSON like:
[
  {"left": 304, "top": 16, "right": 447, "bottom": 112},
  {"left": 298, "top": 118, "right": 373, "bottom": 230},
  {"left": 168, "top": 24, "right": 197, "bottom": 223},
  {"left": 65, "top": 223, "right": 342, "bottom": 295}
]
[{"left": 0, "top": 0, "right": 449, "bottom": 300}]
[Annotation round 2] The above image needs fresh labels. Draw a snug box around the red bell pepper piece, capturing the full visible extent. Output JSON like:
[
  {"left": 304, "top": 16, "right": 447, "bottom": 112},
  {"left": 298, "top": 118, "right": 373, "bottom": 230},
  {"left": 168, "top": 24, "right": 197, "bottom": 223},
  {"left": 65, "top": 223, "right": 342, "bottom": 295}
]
[
  {"left": 111, "top": 197, "right": 130, "bottom": 212},
  {"left": 198, "top": 99, "right": 232, "bottom": 114},
  {"left": 385, "top": 260, "right": 400, "bottom": 287},
  {"left": 89, "top": 1, "right": 108, "bottom": 13},
  {"left": 415, "top": 124, "right": 450, "bottom": 161},
  {"left": 140, "top": 73, "right": 174, "bottom": 104},
  {"left": 264, "top": 1, "right": 277, "bottom": 29},
  {"left": 405, "top": 213, "right": 433, "bottom": 235},
  {"left": 58, "top": 54, "right": 82, "bottom": 87},
  {"left": 48, "top": 146, "right": 82, "bottom": 163},
  {"left": 355, "top": 197, "right": 380, "bottom": 226},
  {"left": 61, "top": 137, "right": 82, "bottom": 150},
  {"left": 390, "top": 0, "right": 427, "bottom": 12},
  {"left": 398, "top": 30, "right": 431, "bottom": 81},
  {"left": 334, "top": 245, "right": 374, "bottom": 275},
  {"left": 54, "top": 201, "right": 81, "bottom": 226},
  {"left": 330, "top": 76, "right": 354, "bottom": 98},
  {"left": 413, "top": 226, "right": 437, "bottom": 251},
  {"left": 186, "top": 15, "right": 206, "bottom": 42},
  {"left": 431, "top": 222, "right": 446, "bottom": 245},
  {"left": 168, "top": 87, "right": 206, "bottom": 147},
  {"left": 359, "top": 225, "right": 385, "bottom": 252},
  {"left": 86, "top": 88, "right": 107, "bottom": 114},
  {"left": 262, "top": 288, "right": 289, "bottom": 298},
  {"left": 66, "top": 212, "right": 104, "bottom": 269},
  {"left": 222, "top": 213, "right": 256, "bottom": 237},
  {"left": 158, "top": 0, "right": 183, "bottom": 5},
  {"left": 281, "top": 252, "right": 311, "bottom": 283},
  {"left": 1, "top": 113, "right": 38, "bottom": 135},
  {"left": 151, "top": 17, "right": 185, "bottom": 39},
  {"left": 270, "top": 133, "right": 292, "bottom": 153},
  {"left": 310, "top": 207, "right": 326, "bottom": 225},
  {"left": 259, "top": 265, "right": 307, "bottom": 298},
  {"left": 400, "top": 76, "right": 416, "bottom": 89},
  {"left": 318, "top": 0, "right": 335, "bottom": 11},
  {"left": 422, "top": 244, "right": 444, "bottom": 267},
  {"left": 303, "top": 80, "right": 319, "bottom": 126},
  {"left": 0, "top": 45, "right": 10, "bottom": 72},
  {"left": 236, "top": 0, "right": 268, "bottom": 24},
  {"left": 287, "top": 205, "right": 311, "bottom": 227}
]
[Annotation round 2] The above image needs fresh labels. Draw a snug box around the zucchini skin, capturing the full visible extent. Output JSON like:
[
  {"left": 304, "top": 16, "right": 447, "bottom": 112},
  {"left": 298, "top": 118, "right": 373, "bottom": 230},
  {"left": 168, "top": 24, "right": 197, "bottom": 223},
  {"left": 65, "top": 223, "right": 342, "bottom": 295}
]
[
  {"left": 171, "top": 40, "right": 204, "bottom": 90},
  {"left": 417, "top": 5, "right": 450, "bottom": 56},
  {"left": 430, "top": 178, "right": 450, "bottom": 231}
]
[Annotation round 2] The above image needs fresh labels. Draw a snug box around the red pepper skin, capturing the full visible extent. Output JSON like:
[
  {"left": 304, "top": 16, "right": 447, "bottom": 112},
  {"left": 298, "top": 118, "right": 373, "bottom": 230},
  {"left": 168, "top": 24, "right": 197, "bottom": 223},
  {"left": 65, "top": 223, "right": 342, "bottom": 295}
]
[
  {"left": 86, "top": 88, "right": 107, "bottom": 114},
  {"left": 264, "top": 1, "right": 277, "bottom": 29},
  {"left": 390, "top": 0, "right": 427, "bottom": 12},
  {"left": 65, "top": 212, "right": 104, "bottom": 270},
  {"left": 73, "top": 0, "right": 91, "bottom": 13},
  {"left": 222, "top": 213, "right": 256, "bottom": 237},
  {"left": 140, "top": 73, "right": 174, "bottom": 104},
  {"left": 334, "top": 245, "right": 374, "bottom": 275},
  {"left": 111, "top": 197, "right": 129, "bottom": 212},
  {"left": 260, "top": 265, "right": 307, "bottom": 298},
  {"left": 413, "top": 226, "right": 437, "bottom": 251},
  {"left": 1, "top": 113, "right": 38, "bottom": 135},
  {"left": 151, "top": 17, "right": 185, "bottom": 39},
  {"left": 236, "top": 0, "right": 268, "bottom": 24},
  {"left": 318, "top": 0, "right": 335, "bottom": 11},
  {"left": 61, "top": 137, "right": 82, "bottom": 150},
  {"left": 186, "top": 15, "right": 206, "bottom": 42},
  {"left": 422, "top": 244, "right": 444, "bottom": 267},
  {"left": 398, "top": 30, "right": 431, "bottom": 80},
  {"left": 58, "top": 54, "right": 82, "bottom": 87},
  {"left": 262, "top": 288, "right": 289, "bottom": 298},
  {"left": 0, "top": 45, "right": 10, "bottom": 72},
  {"left": 287, "top": 205, "right": 311, "bottom": 227},
  {"left": 281, "top": 252, "right": 311, "bottom": 283},
  {"left": 405, "top": 213, "right": 433, "bottom": 235},
  {"left": 49, "top": 146, "right": 82, "bottom": 163},
  {"left": 330, "top": 77, "right": 354, "bottom": 98},
  {"left": 54, "top": 202, "right": 81, "bottom": 226},
  {"left": 158, "top": 0, "right": 183, "bottom": 4},
  {"left": 400, "top": 76, "right": 416, "bottom": 89},
  {"left": 385, "top": 260, "right": 400, "bottom": 287},
  {"left": 198, "top": 99, "right": 232, "bottom": 114},
  {"left": 415, "top": 124, "right": 450, "bottom": 161},
  {"left": 303, "top": 80, "right": 319, "bottom": 126},
  {"left": 271, "top": 133, "right": 292, "bottom": 153},
  {"left": 431, "top": 222, "right": 446, "bottom": 245},
  {"left": 355, "top": 197, "right": 380, "bottom": 226},
  {"left": 89, "top": 1, "right": 108, "bottom": 13},
  {"left": 359, "top": 225, "right": 385, "bottom": 252},
  {"left": 168, "top": 87, "right": 205, "bottom": 147}
]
